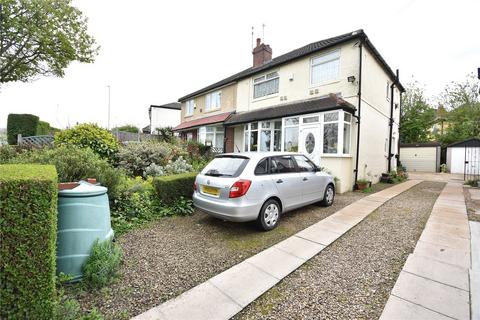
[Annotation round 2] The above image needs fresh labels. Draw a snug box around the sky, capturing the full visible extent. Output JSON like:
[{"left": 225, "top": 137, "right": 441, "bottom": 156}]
[{"left": 0, "top": 0, "right": 479, "bottom": 129}]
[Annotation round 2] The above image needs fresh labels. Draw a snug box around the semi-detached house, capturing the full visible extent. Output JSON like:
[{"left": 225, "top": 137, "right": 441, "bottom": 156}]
[{"left": 173, "top": 30, "right": 405, "bottom": 193}]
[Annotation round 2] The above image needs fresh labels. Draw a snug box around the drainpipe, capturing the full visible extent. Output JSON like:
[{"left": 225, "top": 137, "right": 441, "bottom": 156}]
[
  {"left": 387, "top": 69, "right": 399, "bottom": 173},
  {"left": 354, "top": 41, "right": 363, "bottom": 188}
]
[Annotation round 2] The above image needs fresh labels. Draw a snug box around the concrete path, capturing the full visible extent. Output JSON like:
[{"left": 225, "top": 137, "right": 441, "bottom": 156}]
[
  {"left": 133, "top": 180, "right": 421, "bottom": 320},
  {"left": 380, "top": 182, "right": 473, "bottom": 320},
  {"left": 408, "top": 172, "right": 464, "bottom": 183}
]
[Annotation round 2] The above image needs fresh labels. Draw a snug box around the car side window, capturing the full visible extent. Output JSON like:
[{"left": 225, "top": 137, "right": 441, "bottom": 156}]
[
  {"left": 254, "top": 158, "right": 269, "bottom": 175},
  {"left": 294, "top": 155, "right": 315, "bottom": 172},
  {"left": 271, "top": 156, "right": 296, "bottom": 174}
]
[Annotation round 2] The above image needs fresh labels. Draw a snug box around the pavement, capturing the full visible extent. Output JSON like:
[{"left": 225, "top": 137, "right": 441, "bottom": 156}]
[
  {"left": 407, "top": 172, "right": 464, "bottom": 183},
  {"left": 132, "top": 180, "right": 422, "bottom": 320},
  {"left": 380, "top": 182, "right": 477, "bottom": 320}
]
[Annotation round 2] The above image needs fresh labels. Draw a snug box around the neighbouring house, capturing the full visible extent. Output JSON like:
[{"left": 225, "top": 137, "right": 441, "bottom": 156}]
[
  {"left": 399, "top": 142, "right": 441, "bottom": 173},
  {"left": 173, "top": 30, "right": 404, "bottom": 193},
  {"left": 446, "top": 138, "right": 480, "bottom": 178},
  {"left": 149, "top": 102, "right": 181, "bottom": 134}
]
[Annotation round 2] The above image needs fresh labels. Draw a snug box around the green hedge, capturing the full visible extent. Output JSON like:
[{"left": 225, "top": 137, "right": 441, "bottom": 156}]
[
  {"left": 153, "top": 172, "right": 197, "bottom": 205},
  {"left": 7, "top": 114, "right": 40, "bottom": 145},
  {"left": 0, "top": 164, "right": 58, "bottom": 319},
  {"left": 36, "top": 120, "right": 51, "bottom": 135}
]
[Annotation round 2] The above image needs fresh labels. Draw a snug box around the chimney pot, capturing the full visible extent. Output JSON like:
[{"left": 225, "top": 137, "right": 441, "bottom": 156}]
[{"left": 256, "top": 38, "right": 261, "bottom": 46}]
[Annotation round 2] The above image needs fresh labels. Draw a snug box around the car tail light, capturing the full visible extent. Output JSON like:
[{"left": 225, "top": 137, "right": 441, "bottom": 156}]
[
  {"left": 229, "top": 179, "right": 251, "bottom": 198},
  {"left": 193, "top": 182, "right": 197, "bottom": 191}
]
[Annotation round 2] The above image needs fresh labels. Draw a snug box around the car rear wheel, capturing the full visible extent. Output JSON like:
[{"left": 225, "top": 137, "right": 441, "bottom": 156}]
[
  {"left": 257, "top": 199, "right": 281, "bottom": 231},
  {"left": 320, "top": 184, "right": 335, "bottom": 207}
]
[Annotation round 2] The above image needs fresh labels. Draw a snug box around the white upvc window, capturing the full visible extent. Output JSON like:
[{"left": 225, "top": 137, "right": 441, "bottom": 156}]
[
  {"left": 205, "top": 90, "right": 221, "bottom": 112},
  {"left": 283, "top": 117, "right": 299, "bottom": 152},
  {"left": 323, "top": 111, "right": 339, "bottom": 154},
  {"left": 310, "top": 49, "right": 340, "bottom": 85},
  {"left": 244, "top": 120, "right": 282, "bottom": 152},
  {"left": 386, "top": 81, "right": 392, "bottom": 101},
  {"left": 343, "top": 113, "right": 352, "bottom": 154},
  {"left": 185, "top": 99, "right": 194, "bottom": 116},
  {"left": 253, "top": 71, "right": 279, "bottom": 99},
  {"left": 198, "top": 126, "right": 224, "bottom": 150}
]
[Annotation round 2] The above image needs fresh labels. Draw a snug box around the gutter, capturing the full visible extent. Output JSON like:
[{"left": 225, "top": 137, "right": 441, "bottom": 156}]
[
  {"left": 387, "top": 69, "right": 399, "bottom": 172},
  {"left": 354, "top": 40, "right": 363, "bottom": 188}
]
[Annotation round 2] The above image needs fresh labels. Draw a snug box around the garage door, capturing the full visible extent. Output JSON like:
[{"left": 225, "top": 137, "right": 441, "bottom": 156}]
[{"left": 400, "top": 147, "right": 438, "bottom": 172}]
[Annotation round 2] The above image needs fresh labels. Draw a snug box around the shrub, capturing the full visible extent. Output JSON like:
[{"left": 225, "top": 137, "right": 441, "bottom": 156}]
[
  {"left": 55, "top": 123, "right": 119, "bottom": 160},
  {"left": 0, "top": 164, "right": 58, "bottom": 319},
  {"left": 8, "top": 146, "right": 124, "bottom": 199},
  {"left": 153, "top": 172, "right": 197, "bottom": 205},
  {"left": 37, "top": 120, "right": 51, "bottom": 135},
  {"left": 7, "top": 113, "right": 39, "bottom": 144},
  {"left": 82, "top": 239, "right": 122, "bottom": 289},
  {"left": 112, "top": 124, "right": 139, "bottom": 133},
  {"left": 116, "top": 141, "right": 188, "bottom": 178},
  {"left": 161, "top": 197, "right": 194, "bottom": 216},
  {"left": 0, "top": 145, "right": 18, "bottom": 163},
  {"left": 144, "top": 156, "right": 193, "bottom": 177}
]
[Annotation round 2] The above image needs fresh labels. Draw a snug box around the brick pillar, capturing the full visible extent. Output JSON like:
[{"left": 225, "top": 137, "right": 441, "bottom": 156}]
[{"left": 225, "top": 127, "right": 235, "bottom": 153}]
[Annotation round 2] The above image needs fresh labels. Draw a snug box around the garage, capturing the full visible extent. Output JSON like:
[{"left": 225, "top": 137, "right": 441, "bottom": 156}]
[
  {"left": 446, "top": 138, "right": 480, "bottom": 178},
  {"left": 399, "top": 143, "right": 441, "bottom": 173}
]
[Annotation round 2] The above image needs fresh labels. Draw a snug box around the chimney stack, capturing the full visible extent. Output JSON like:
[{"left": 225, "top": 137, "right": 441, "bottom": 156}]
[{"left": 252, "top": 38, "right": 272, "bottom": 68}]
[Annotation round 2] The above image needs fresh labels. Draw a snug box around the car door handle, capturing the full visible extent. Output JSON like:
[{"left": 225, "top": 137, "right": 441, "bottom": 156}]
[
  {"left": 303, "top": 177, "right": 308, "bottom": 181},
  {"left": 276, "top": 179, "right": 283, "bottom": 184}
]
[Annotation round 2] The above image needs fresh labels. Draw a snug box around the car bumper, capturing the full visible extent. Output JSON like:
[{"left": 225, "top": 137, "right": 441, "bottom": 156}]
[{"left": 193, "top": 192, "right": 262, "bottom": 222}]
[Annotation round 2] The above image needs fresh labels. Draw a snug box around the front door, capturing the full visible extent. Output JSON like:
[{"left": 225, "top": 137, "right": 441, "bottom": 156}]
[{"left": 299, "top": 125, "right": 321, "bottom": 165}]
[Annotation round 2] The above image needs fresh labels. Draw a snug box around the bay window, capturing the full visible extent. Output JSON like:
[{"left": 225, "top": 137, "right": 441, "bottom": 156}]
[
  {"left": 205, "top": 90, "right": 221, "bottom": 112},
  {"left": 311, "top": 50, "right": 340, "bottom": 85},
  {"left": 283, "top": 117, "right": 299, "bottom": 152},
  {"left": 253, "top": 71, "right": 279, "bottom": 99},
  {"left": 244, "top": 120, "right": 282, "bottom": 152},
  {"left": 185, "top": 99, "right": 194, "bottom": 116}
]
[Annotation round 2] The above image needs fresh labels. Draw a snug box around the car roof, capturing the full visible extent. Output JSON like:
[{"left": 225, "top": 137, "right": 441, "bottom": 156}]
[{"left": 218, "top": 152, "right": 303, "bottom": 161}]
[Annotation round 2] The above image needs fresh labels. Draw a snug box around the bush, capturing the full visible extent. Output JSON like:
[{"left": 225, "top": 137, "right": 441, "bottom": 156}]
[
  {"left": 37, "top": 120, "right": 51, "bottom": 135},
  {"left": 153, "top": 172, "right": 197, "bottom": 205},
  {"left": 145, "top": 156, "right": 193, "bottom": 177},
  {"left": 160, "top": 197, "right": 194, "bottom": 216},
  {"left": 55, "top": 123, "right": 119, "bottom": 160},
  {"left": 116, "top": 141, "right": 188, "bottom": 178},
  {"left": 82, "top": 239, "right": 122, "bottom": 289},
  {"left": 0, "top": 164, "right": 58, "bottom": 319},
  {"left": 112, "top": 125, "right": 139, "bottom": 133},
  {"left": 7, "top": 113, "right": 40, "bottom": 144},
  {"left": 7, "top": 146, "right": 124, "bottom": 199},
  {"left": 0, "top": 145, "right": 18, "bottom": 163}
]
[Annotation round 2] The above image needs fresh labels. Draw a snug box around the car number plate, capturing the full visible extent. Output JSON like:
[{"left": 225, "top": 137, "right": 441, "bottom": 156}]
[{"left": 201, "top": 185, "right": 220, "bottom": 196}]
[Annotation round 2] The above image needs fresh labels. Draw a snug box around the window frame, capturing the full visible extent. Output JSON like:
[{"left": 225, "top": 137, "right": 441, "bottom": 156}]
[
  {"left": 205, "top": 90, "right": 222, "bottom": 112},
  {"left": 253, "top": 71, "right": 280, "bottom": 100},
  {"left": 198, "top": 125, "right": 225, "bottom": 149},
  {"left": 310, "top": 49, "right": 341, "bottom": 86},
  {"left": 244, "top": 120, "right": 282, "bottom": 152},
  {"left": 185, "top": 99, "right": 194, "bottom": 116}
]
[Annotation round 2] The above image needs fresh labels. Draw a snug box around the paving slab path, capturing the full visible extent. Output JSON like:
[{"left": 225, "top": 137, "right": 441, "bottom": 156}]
[
  {"left": 380, "top": 182, "right": 474, "bottom": 320},
  {"left": 133, "top": 180, "right": 421, "bottom": 320}
]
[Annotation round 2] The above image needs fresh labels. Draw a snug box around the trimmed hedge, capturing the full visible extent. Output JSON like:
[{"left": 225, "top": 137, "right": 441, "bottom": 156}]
[
  {"left": 36, "top": 120, "right": 51, "bottom": 135},
  {"left": 153, "top": 172, "right": 197, "bottom": 205},
  {"left": 0, "top": 164, "right": 58, "bottom": 319},
  {"left": 7, "top": 113, "right": 39, "bottom": 145}
]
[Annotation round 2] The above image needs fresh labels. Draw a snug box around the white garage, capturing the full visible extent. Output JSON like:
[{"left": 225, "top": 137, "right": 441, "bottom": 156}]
[
  {"left": 446, "top": 138, "right": 480, "bottom": 177},
  {"left": 399, "top": 143, "right": 441, "bottom": 173}
]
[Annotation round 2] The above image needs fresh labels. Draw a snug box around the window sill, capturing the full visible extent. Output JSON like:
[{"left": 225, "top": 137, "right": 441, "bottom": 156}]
[
  {"left": 252, "top": 94, "right": 278, "bottom": 103},
  {"left": 203, "top": 108, "right": 222, "bottom": 114},
  {"left": 184, "top": 114, "right": 193, "bottom": 118},
  {"left": 321, "top": 154, "right": 352, "bottom": 158}
]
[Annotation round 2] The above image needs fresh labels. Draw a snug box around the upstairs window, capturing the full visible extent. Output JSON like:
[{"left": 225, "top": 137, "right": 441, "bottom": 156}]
[
  {"left": 253, "top": 71, "right": 279, "bottom": 99},
  {"left": 185, "top": 99, "right": 194, "bottom": 116},
  {"left": 386, "top": 81, "right": 392, "bottom": 101},
  {"left": 205, "top": 90, "right": 221, "bottom": 112},
  {"left": 311, "top": 50, "right": 340, "bottom": 85}
]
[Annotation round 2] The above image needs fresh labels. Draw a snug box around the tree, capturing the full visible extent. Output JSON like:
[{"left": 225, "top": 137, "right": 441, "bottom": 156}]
[
  {"left": 0, "top": 0, "right": 98, "bottom": 84},
  {"left": 112, "top": 125, "right": 140, "bottom": 133},
  {"left": 400, "top": 81, "right": 436, "bottom": 143},
  {"left": 436, "top": 73, "right": 480, "bottom": 144}
]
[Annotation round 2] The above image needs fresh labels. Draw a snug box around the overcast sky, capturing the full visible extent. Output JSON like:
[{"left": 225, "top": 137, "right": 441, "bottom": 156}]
[{"left": 0, "top": 0, "right": 478, "bottom": 129}]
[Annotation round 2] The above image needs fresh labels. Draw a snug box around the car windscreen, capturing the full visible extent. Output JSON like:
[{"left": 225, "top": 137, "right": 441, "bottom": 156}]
[{"left": 201, "top": 156, "right": 249, "bottom": 177}]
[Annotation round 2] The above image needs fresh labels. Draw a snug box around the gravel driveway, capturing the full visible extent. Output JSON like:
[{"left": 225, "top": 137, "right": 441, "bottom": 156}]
[
  {"left": 69, "top": 184, "right": 392, "bottom": 319},
  {"left": 235, "top": 181, "right": 444, "bottom": 320}
]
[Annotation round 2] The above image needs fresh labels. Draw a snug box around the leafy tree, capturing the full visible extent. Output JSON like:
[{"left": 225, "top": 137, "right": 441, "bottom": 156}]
[
  {"left": 400, "top": 81, "right": 436, "bottom": 143},
  {"left": 438, "top": 73, "right": 480, "bottom": 110},
  {"left": 0, "top": 0, "right": 98, "bottom": 84}
]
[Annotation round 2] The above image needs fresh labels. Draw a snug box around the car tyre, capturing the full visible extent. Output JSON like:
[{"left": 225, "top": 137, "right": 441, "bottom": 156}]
[
  {"left": 257, "top": 199, "right": 281, "bottom": 231},
  {"left": 320, "top": 184, "right": 335, "bottom": 207}
]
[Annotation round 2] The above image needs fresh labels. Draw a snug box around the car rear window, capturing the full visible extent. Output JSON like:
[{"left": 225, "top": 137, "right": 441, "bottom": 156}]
[
  {"left": 254, "top": 158, "right": 269, "bottom": 175},
  {"left": 202, "top": 156, "right": 249, "bottom": 177}
]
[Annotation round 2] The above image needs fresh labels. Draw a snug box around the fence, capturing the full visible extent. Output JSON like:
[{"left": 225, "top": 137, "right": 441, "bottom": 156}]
[{"left": 17, "top": 134, "right": 54, "bottom": 147}]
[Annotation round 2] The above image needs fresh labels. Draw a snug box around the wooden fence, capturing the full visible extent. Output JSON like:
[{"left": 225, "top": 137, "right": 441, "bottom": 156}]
[{"left": 17, "top": 134, "right": 54, "bottom": 147}]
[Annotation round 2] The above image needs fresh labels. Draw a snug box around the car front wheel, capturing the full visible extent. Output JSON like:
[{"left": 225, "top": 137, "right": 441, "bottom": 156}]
[
  {"left": 257, "top": 199, "right": 281, "bottom": 231},
  {"left": 320, "top": 184, "right": 335, "bottom": 207}
]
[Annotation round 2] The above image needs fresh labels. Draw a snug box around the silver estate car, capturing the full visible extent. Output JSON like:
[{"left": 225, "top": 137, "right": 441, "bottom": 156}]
[{"left": 193, "top": 152, "right": 335, "bottom": 231}]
